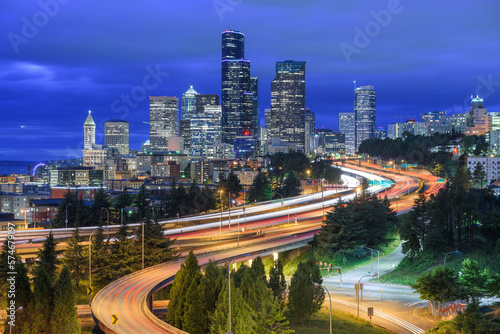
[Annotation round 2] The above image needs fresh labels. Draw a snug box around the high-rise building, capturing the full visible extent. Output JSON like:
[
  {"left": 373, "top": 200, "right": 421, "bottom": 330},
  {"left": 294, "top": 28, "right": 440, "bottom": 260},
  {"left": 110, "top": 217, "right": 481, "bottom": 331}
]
[
  {"left": 339, "top": 112, "right": 355, "bottom": 155},
  {"left": 195, "top": 94, "right": 220, "bottom": 114},
  {"left": 84, "top": 111, "right": 96, "bottom": 150},
  {"left": 250, "top": 76, "right": 259, "bottom": 136},
  {"left": 221, "top": 29, "right": 254, "bottom": 145},
  {"left": 304, "top": 109, "right": 316, "bottom": 155},
  {"left": 149, "top": 96, "right": 179, "bottom": 151},
  {"left": 190, "top": 105, "right": 222, "bottom": 157},
  {"left": 354, "top": 85, "right": 376, "bottom": 150},
  {"left": 270, "top": 60, "right": 306, "bottom": 150},
  {"left": 180, "top": 119, "right": 191, "bottom": 154},
  {"left": 469, "top": 95, "right": 485, "bottom": 127},
  {"left": 104, "top": 120, "right": 129, "bottom": 155},
  {"left": 181, "top": 86, "right": 198, "bottom": 120}
]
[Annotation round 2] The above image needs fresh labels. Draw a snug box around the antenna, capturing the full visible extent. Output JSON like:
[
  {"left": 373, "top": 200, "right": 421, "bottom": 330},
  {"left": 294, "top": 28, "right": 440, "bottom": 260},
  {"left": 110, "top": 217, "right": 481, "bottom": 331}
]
[{"left": 353, "top": 80, "right": 356, "bottom": 90}]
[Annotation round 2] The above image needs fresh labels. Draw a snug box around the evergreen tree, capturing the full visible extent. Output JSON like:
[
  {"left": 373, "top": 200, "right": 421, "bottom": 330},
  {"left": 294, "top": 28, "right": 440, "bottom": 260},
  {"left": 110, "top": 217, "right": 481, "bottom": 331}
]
[
  {"left": 108, "top": 223, "right": 140, "bottom": 281},
  {"left": 37, "top": 233, "right": 61, "bottom": 283},
  {"left": 268, "top": 259, "right": 287, "bottom": 305},
  {"left": 63, "top": 226, "right": 85, "bottom": 288},
  {"left": 282, "top": 172, "right": 301, "bottom": 198},
  {"left": 89, "top": 226, "right": 111, "bottom": 290},
  {"left": 250, "top": 256, "right": 266, "bottom": 283},
  {"left": 210, "top": 280, "right": 255, "bottom": 334},
  {"left": 411, "top": 266, "right": 463, "bottom": 303},
  {"left": 182, "top": 277, "right": 206, "bottom": 334},
  {"left": 50, "top": 267, "right": 80, "bottom": 334},
  {"left": 53, "top": 190, "right": 79, "bottom": 228},
  {"left": 31, "top": 266, "right": 53, "bottom": 333},
  {"left": 134, "top": 184, "right": 150, "bottom": 221},
  {"left": 399, "top": 194, "right": 428, "bottom": 257},
  {"left": 136, "top": 220, "right": 178, "bottom": 268},
  {"left": 90, "top": 188, "right": 110, "bottom": 226},
  {"left": 248, "top": 172, "right": 273, "bottom": 203},
  {"left": 459, "top": 258, "right": 489, "bottom": 309},
  {"left": 472, "top": 162, "right": 487, "bottom": 188},
  {"left": 200, "top": 260, "right": 223, "bottom": 316},
  {"left": 288, "top": 258, "right": 324, "bottom": 323}
]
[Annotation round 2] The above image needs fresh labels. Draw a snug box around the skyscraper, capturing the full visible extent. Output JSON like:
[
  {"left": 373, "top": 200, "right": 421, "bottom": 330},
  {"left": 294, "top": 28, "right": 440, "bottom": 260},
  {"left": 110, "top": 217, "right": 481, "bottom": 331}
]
[
  {"left": 221, "top": 29, "right": 254, "bottom": 144},
  {"left": 83, "top": 110, "right": 96, "bottom": 150},
  {"left": 104, "top": 120, "right": 129, "bottom": 155},
  {"left": 354, "top": 85, "right": 376, "bottom": 150},
  {"left": 190, "top": 105, "right": 222, "bottom": 157},
  {"left": 339, "top": 112, "right": 355, "bottom": 155},
  {"left": 195, "top": 94, "right": 219, "bottom": 114},
  {"left": 304, "top": 109, "right": 316, "bottom": 155},
  {"left": 181, "top": 86, "right": 198, "bottom": 120},
  {"left": 149, "top": 96, "right": 179, "bottom": 151},
  {"left": 469, "top": 95, "right": 485, "bottom": 127},
  {"left": 270, "top": 60, "right": 306, "bottom": 150}
]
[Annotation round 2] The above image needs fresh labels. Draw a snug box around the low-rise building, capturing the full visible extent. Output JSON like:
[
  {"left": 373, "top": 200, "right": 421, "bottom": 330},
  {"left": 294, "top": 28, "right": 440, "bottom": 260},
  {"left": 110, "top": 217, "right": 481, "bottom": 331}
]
[{"left": 466, "top": 156, "right": 500, "bottom": 184}]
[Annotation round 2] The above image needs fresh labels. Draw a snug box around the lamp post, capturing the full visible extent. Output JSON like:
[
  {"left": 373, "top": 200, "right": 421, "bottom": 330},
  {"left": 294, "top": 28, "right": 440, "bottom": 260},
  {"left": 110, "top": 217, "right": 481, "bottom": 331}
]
[
  {"left": 228, "top": 192, "right": 231, "bottom": 232},
  {"left": 357, "top": 273, "right": 377, "bottom": 317},
  {"left": 88, "top": 229, "right": 97, "bottom": 306},
  {"left": 275, "top": 191, "right": 284, "bottom": 207},
  {"left": 362, "top": 246, "right": 380, "bottom": 284},
  {"left": 321, "top": 178, "right": 325, "bottom": 216},
  {"left": 219, "top": 190, "right": 223, "bottom": 242},
  {"left": 101, "top": 207, "right": 110, "bottom": 240},
  {"left": 444, "top": 250, "right": 460, "bottom": 269},
  {"left": 65, "top": 203, "right": 71, "bottom": 229},
  {"left": 142, "top": 219, "right": 145, "bottom": 269},
  {"left": 361, "top": 246, "right": 374, "bottom": 274},
  {"left": 314, "top": 283, "right": 332, "bottom": 334},
  {"left": 9, "top": 306, "right": 23, "bottom": 334},
  {"left": 227, "top": 253, "right": 250, "bottom": 334}
]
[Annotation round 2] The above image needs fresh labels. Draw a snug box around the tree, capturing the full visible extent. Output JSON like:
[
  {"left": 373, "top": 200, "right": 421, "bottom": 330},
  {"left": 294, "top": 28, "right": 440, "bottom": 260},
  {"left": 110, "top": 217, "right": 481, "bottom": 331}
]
[
  {"left": 288, "top": 258, "right": 324, "bottom": 323},
  {"left": 250, "top": 256, "right": 266, "bottom": 284},
  {"left": 247, "top": 172, "right": 272, "bottom": 203},
  {"left": 134, "top": 184, "right": 150, "bottom": 221},
  {"left": 220, "top": 171, "right": 243, "bottom": 203},
  {"left": 37, "top": 233, "right": 61, "bottom": 283},
  {"left": 282, "top": 172, "right": 301, "bottom": 198},
  {"left": 50, "top": 267, "right": 80, "bottom": 334},
  {"left": 63, "top": 226, "right": 85, "bottom": 288},
  {"left": 399, "top": 194, "right": 428, "bottom": 257},
  {"left": 210, "top": 280, "right": 255, "bottom": 334},
  {"left": 31, "top": 266, "right": 53, "bottom": 333},
  {"left": 200, "top": 260, "right": 223, "bottom": 316},
  {"left": 411, "top": 266, "right": 463, "bottom": 303},
  {"left": 90, "top": 188, "right": 110, "bottom": 226},
  {"left": 136, "top": 220, "right": 178, "bottom": 268},
  {"left": 472, "top": 162, "right": 487, "bottom": 188},
  {"left": 89, "top": 226, "right": 112, "bottom": 290},
  {"left": 268, "top": 259, "right": 287, "bottom": 305},
  {"left": 459, "top": 258, "right": 489, "bottom": 309},
  {"left": 182, "top": 278, "right": 206, "bottom": 334}
]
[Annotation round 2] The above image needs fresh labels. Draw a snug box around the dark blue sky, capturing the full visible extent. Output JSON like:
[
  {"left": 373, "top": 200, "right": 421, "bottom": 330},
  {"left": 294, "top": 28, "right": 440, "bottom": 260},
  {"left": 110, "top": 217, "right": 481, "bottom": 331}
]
[{"left": 1, "top": 0, "right": 500, "bottom": 161}]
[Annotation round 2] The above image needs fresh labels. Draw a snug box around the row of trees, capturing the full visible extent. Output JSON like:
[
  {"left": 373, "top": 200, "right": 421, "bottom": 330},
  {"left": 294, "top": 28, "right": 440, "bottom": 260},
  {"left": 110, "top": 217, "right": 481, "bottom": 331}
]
[
  {"left": 412, "top": 259, "right": 500, "bottom": 333},
  {"left": 1, "top": 236, "right": 80, "bottom": 333},
  {"left": 166, "top": 252, "right": 325, "bottom": 333},
  {"left": 314, "top": 190, "right": 399, "bottom": 256},
  {"left": 399, "top": 168, "right": 500, "bottom": 258}
]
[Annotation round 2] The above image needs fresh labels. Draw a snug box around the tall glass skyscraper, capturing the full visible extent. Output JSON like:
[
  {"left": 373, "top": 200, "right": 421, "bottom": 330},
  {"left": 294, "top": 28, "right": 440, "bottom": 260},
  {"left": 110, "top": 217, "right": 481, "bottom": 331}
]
[
  {"left": 339, "top": 112, "right": 355, "bottom": 155},
  {"left": 104, "top": 119, "right": 129, "bottom": 155},
  {"left": 221, "top": 29, "right": 256, "bottom": 145},
  {"left": 270, "top": 60, "right": 306, "bottom": 150},
  {"left": 149, "top": 96, "right": 179, "bottom": 151},
  {"left": 354, "top": 85, "right": 376, "bottom": 151},
  {"left": 181, "top": 85, "right": 198, "bottom": 120},
  {"left": 190, "top": 105, "right": 222, "bottom": 157}
]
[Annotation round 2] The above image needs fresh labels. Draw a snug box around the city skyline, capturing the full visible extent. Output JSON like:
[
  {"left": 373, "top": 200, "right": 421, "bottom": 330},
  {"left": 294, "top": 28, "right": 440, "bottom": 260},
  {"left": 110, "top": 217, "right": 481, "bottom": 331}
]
[{"left": 1, "top": 1, "right": 500, "bottom": 160}]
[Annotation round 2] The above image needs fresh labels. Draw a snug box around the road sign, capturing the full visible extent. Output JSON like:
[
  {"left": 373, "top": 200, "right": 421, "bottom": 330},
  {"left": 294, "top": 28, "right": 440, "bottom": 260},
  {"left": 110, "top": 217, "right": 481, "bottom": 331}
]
[
  {"left": 87, "top": 287, "right": 93, "bottom": 295},
  {"left": 401, "top": 164, "right": 407, "bottom": 168},
  {"left": 437, "top": 178, "right": 446, "bottom": 183},
  {"left": 381, "top": 180, "right": 391, "bottom": 187},
  {"left": 373, "top": 180, "right": 381, "bottom": 186},
  {"left": 367, "top": 180, "right": 373, "bottom": 186},
  {"left": 323, "top": 216, "right": 326, "bottom": 220},
  {"left": 367, "top": 307, "right": 374, "bottom": 317},
  {"left": 112, "top": 314, "right": 118, "bottom": 325},
  {"left": 408, "top": 164, "right": 417, "bottom": 167}
]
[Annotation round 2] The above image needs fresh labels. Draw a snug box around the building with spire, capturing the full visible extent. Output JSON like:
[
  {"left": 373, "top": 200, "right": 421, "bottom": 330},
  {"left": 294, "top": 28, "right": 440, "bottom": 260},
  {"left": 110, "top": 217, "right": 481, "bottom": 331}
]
[{"left": 84, "top": 110, "right": 96, "bottom": 150}]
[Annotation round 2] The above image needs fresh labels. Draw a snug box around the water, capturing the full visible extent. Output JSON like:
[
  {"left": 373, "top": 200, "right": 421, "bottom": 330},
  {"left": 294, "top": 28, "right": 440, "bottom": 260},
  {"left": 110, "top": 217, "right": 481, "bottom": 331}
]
[{"left": 0, "top": 161, "right": 38, "bottom": 176}]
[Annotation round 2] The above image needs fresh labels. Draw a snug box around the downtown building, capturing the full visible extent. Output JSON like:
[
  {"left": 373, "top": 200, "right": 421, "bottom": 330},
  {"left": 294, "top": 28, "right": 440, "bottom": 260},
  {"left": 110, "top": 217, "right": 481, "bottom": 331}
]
[
  {"left": 270, "top": 60, "right": 306, "bottom": 151},
  {"left": 149, "top": 96, "right": 179, "bottom": 151},
  {"left": 339, "top": 112, "right": 355, "bottom": 155},
  {"left": 180, "top": 86, "right": 199, "bottom": 153},
  {"left": 221, "top": 29, "right": 258, "bottom": 147},
  {"left": 104, "top": 119, "right": 129, "bottom": 155},
  {"left": 354, "top": 85, "right": 376, "bottom": 151}
]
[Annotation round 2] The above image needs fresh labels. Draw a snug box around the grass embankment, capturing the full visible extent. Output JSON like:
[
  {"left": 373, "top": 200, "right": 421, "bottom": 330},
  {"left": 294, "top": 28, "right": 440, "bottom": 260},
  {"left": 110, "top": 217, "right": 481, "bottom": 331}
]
[
  {"left": 380, "top": 243, "right": 500, "bottom": 285},
  {"left": 264, "top": 233, "right": 401, "bottom": 278},
  {"left": 288, "top": 307, "right": 391, "bottom": 334}
]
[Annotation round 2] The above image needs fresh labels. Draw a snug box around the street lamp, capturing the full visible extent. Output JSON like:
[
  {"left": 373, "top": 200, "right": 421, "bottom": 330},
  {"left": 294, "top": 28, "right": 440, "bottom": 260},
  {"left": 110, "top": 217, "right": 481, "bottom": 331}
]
[
  {"left": 9, "top": 306, "right": 23, "bottom": 334},
  {"left": 88, "top": 229, "right": 97, "bottom": 306},
  {"left": 275, "top": 191, "right": 284, "bottom": 207},
  {"left": 357, "top": 273, "right": 377, "bottom": 317},
  {"left": 361, "top": 246, "right": 380, "bottom": 284},
  {"left": 101, "top": 207, "right": 110, "bottom": 240},
  {"left": 219, "top": 190, "right": 223, "bottom": 242},
  {"left": 65, "top": 203, "right": 71, "bottom": 229},
  {"left": 314, "top": 283, "right": 332, "bottom": 334},
  {"left": 321, "top": 178, "right": 325, "bottom": 216},
  {"left": 227, "top": 253, "right": 250, "bottom": 334},
  {"left": 444, "top": 250, "right": 460, "bottom": 269},
  {"left": 228, "top": 192, "right": 231, "bottom": 232}
]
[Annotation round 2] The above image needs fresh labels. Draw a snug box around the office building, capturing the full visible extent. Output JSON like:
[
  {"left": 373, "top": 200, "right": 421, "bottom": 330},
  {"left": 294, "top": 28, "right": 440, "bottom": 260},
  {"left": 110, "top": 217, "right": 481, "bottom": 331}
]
[
  {"left": 149, "top": 96, "right": 179, "bottom": 151},
  {"left": 466, "top": 156, "right": 500, "bottom": 184},
  {"left": 181, "top": 85, "right": 198, "bottom": 120},
  {"left": 190, "top": 105, "right": 222, "bottom": 157},
  {"left": 104, "top": 120, "right": 129, "bottom": 155},
  {"left": 489, "top": 112, "right": 500, "bottom": 131},
  {"left": 354, "top": 85, "right": 376, "bottom": 150},
  {"left": 447, "top": 113, "right": 467, "bottom": 133},
  {"left": 339, "top": 112, "right": 355, "bottom": 154},
  {"left": 270, "top": 60, "right": 306, "bottom": 150},
  {"left": 469, "top": 95, "right": 485, "bottom": 127},
  {"left": 195, "top": 94, "right": 219, "bottom": 114},
  {"left": 221, "top": 29, "right": 255, "bottom": 144},
  {"left": 304, "top": 109, "right": 316, "bottom": 156},
  {"left": 84, "top": 110, "right": 96, "bottom": 150}
]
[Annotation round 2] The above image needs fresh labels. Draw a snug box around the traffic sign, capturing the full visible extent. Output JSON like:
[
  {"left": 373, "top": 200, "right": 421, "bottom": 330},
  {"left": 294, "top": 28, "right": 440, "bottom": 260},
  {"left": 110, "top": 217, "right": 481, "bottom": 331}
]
[
  {"left": 437, "top": 178, "right": 446, "bottom": 183},
  {"left": 112, "top": 314, "right": 118, "bottom": 325},
  {"left": 401, "top": 164, "right": 407, "bottom": 168},
  {"left": 381, "top": 180, "right": 391, "bottom": 187},
  {"left": 367, "top": 180, "right": 373, "bottom": 186},
  {"left": 367, "top": 307, "right": 374, "bottom": 317},
  {"left": 323, "top": 216, "right": 326, "bottom": 221},
  {"left": 87, "top": 287, "right": 93, "bottom": 296},
  {"left": 373, "top": 180, "right": 381, "bottom": 186},
  {"left": 408, "top": 164, "right": 417, "bottom": 167}
]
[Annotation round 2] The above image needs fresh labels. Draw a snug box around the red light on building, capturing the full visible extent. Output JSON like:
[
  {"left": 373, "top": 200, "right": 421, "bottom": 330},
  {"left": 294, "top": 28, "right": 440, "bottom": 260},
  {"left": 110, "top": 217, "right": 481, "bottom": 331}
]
[{"left": 243, "top": 130, "right": 249, "bottom": 136}]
